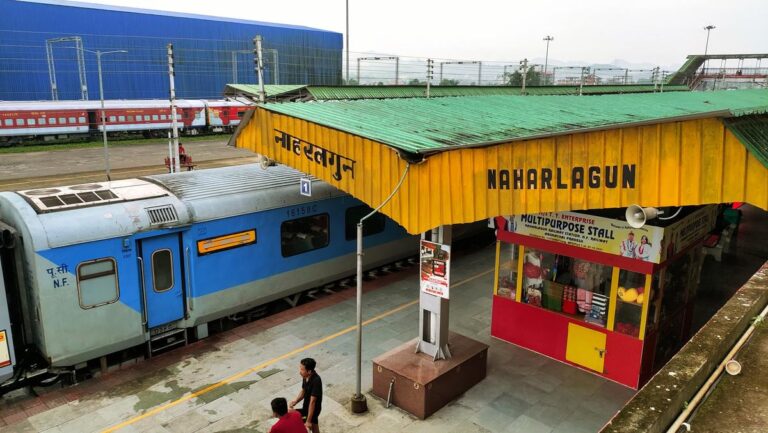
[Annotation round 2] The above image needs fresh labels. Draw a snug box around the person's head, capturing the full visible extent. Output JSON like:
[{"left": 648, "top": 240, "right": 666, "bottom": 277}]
[
  {"left": 641, "top": 235, "right": 648, "bottom": 244},
  {"left": 299, "top": 358, "right": 316, "bottom": 378},
  {"left": 628, "top": 232, "right": 634, "bottom": 241},
  {"left": 271, "top": 397, "right": 288, "bottom": 417}
]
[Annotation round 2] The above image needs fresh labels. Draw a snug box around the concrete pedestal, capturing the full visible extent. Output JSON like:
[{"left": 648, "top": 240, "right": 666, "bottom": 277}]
[{"left": 371, "top": 332, "right": 488, "bottom": 419}]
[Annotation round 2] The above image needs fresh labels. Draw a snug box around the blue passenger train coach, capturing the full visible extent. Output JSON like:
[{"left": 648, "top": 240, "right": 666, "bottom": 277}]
[{"left": 0, "top": 164, "right": 416, "bottom": 392}]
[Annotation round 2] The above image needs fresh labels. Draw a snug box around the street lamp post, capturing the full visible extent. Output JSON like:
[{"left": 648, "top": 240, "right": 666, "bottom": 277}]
[
  {"left": 543, "top": 35, "right": 554, "bottom": 85},
  {"left": 703, "top": 25, "right": 716, "bottom": 57},
  {"left": 95, "top": 50, "right": 127, "bottom": 181},
  {"left": 346, "top": 0, "right": 350, "bottom": 84},
  {"left": 67, "top": 47, "right": 127, "bottom": 181}
]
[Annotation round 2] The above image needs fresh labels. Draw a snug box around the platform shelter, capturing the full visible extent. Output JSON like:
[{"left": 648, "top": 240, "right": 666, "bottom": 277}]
[{"left": 234, "top": 88, "right": 768, "bottom": 408}]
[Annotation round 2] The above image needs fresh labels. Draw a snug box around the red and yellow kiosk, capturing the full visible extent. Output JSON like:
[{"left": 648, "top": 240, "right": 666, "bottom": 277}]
[{"left": 491, "top": 206, "right": 717, "bottom": 389}]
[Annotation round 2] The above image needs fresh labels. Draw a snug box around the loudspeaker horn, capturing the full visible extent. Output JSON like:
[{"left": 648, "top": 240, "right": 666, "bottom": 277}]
[
  {"left": 258, "top": 155, "right": 276, "bottom": 170},
  {"left": 625, "top": 205, "right": 663, "bottom": 228}
]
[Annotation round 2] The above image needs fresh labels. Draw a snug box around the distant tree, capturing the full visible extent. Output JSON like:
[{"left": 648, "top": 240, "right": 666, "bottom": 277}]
[
  {"left": 439, "top": 78, "right": 460, "bottom": 86},
  {"left": 343, "top": 78, "right": 359, "bottom": 85},
  {"left": 376, "top": 81, "right": 385, "bottom": 86},
  {"left": 408, "top": 78, "right": 425, "bottom": 85},
  {"left": 503, "top": 69, "right": 543, "bottom": 86}
]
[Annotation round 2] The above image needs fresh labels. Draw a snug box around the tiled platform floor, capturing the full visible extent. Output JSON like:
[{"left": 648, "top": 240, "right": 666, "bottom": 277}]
[{"left": 1, "top": 242, "right": 635, "bottom": 433}]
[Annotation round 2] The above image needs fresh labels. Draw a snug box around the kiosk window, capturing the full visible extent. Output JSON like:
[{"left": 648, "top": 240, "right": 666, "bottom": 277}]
[
  {"left": 496, "top": 242, "right": 519, "bottom": 300},
  {"left": 77, "top": 258, "right": 119, "bottom": 308},
  {"left": 521, "top": 248, "right": 612, "bottom": 327},
  {"left": 281, "top": 214, "right": 329, "bottom": 257},
  {"left": 345, "top": 205, "right": 385, "bottom": 240}
]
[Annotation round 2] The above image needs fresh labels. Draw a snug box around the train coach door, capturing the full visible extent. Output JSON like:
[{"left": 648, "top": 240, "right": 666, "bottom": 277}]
[{"left": 139, "top": 234, "right": 184, "bottom": 328}]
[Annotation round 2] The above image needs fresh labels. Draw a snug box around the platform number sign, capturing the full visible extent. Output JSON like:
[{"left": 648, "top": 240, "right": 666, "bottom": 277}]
[{"left": 300, "top": 177, "right": 312, "bottom": 197}]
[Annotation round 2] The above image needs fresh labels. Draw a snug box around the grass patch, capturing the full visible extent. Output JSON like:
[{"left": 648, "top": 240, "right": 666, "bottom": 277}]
[{"left": 0, "top": 134, "right": 230, "bottom": 155}]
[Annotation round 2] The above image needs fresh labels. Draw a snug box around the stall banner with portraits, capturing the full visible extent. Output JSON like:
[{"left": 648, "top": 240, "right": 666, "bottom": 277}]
[
  {"left": 506, "top": 212, "right": 665, "bottom": 263},
  {"left": 420, "top": 240, "right": 451, "bottom": 299}
]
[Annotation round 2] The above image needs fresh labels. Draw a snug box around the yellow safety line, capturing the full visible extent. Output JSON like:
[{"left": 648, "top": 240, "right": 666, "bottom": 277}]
[{"left": 101, "top": 268, "right": 494, "bottom": 432}]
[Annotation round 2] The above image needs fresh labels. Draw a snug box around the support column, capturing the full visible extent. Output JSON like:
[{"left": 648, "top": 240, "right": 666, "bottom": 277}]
[{"left": 415, "top": 225, "right": 452, "bottom": 360}]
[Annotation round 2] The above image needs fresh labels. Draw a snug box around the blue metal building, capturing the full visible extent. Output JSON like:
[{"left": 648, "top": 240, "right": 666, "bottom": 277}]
[{"left": 0, "top": 0, "right": 343, "bottom": 101}]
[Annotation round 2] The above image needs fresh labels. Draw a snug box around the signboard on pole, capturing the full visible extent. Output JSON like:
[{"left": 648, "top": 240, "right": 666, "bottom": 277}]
[{"left": 420, "top": 240, "right": 451, "bottom": 299}]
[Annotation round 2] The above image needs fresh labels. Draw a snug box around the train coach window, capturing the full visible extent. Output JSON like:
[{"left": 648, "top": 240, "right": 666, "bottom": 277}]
[
  {"left": 144, "top": 115, "right": 150, "bottom": 121},
  {"left": 281, "top": 214, "right": 330, "bottom": 257},
  {"left": 152, "top": 114, "right": 159, "bottom": 121},
  {"left": 49, "top": 118, "right": 56, "bottom": 125},
  {"left": 78, "top": 116, "right": 86, "bottom": 123},
  {"left": 127, "top": 116, "right": 134, "bottom": 122},
  {"left": 160, "top": 114, "right": 167, "bottom": 120},
  {"left": 68, "top": 117, "right": 76, "bottom": 124},
  {"left": 77, "top": 258, "right": 119, "bottom": 309},
  {"left": 345, "top": 205, "right": 386, "bottom": 240},
  {"left": 151, "top": 249, "right": 174, "bottom": 292},
  {"left": 58, "top": 117, "right": 65, "bottom": 124},
  {"left": 118, "top": 116, "right": 125, "bottom": 122},
  {"left": 28, "top": 119, "right": 35, "bottom": 126},
  {"left": 3, "top": 119, "right": 11, "bottom": 126},
  {"left": 38, "top": 118, "right": 46, "bottom": 125},
  {"left": 16, "top": 119, "right": 24, "bottom": 126},
  {"left": 109, "top": 116, "right": 116, "bottom": 122}
]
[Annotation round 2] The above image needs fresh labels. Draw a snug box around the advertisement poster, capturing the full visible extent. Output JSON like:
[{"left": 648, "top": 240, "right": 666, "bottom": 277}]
[
  {"left": 507, "top": 211, "right": 665, "bottom": 263},
  {"left": 420, "top": 240, "right": 451, "bottom": 299},
  {"left": 659, "top": 205, "right": 718, "bottom": 261},
  {"left": 0, "top": 330, "right": 10, "bottom": 368}
]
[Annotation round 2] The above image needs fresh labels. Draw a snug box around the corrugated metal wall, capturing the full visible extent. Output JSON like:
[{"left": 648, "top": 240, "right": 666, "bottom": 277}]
[
  {"left": 0, "top": 0, "right": 342, "bottom": 101},
  {"left": 239, "top": 109, "right": 768, "bottom": 235}
]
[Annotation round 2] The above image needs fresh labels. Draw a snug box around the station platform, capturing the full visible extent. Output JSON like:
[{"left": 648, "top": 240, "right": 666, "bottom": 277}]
[{"left": 0, "top": 240, "right": 635, "bottom": 433}]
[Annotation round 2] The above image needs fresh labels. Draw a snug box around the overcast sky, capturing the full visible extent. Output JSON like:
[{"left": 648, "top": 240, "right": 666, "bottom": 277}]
[{"left": 81, "top": 0, "right": 767, "bottom": 68}]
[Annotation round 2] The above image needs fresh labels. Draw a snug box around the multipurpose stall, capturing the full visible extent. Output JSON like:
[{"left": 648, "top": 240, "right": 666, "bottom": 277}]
[{"left": 491, "top": 205, "right": 717, "bottom": 389}]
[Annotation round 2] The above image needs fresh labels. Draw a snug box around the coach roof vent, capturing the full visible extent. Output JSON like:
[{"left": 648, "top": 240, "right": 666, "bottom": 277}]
[{"left": 146, "top": 205, "right": 178, "bottom": 225}]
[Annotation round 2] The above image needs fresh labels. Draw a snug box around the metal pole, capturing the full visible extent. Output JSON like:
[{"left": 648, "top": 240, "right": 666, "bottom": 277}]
[
  {"left": 478, "top": 61, "right": 482, "bottom": 85},
  {"left": 272, "top": 50, "right": 280, "bottom": 85},
  {"left": 543, "top": 35, "right": 553, "bottom": 85},
  {"left": 346, "top": 0, "right": 350, "bottom": 84},
  {"left": 520, "top": 58, "right": 528, "bottom": 95},
  {"left": 254, "top": 36, "right": 266, "bottom": 103},
  {"left": 426, "top": 59, "right": 433, "bottom": 98},
  {"left": 354, "top": 221, "right": 364, "bottom": 401},
  {"left": 704, "top": 25, "right": 715, "bottom": 77},
  {"left": 579, "top": 67, "right": 586, "bottom": 95},
  {"left": 167, "top": 43, "right": 181, "bottom": 174},
  {"left": 96, "top": 51, "right": 111, "bottom": 181},
  {"left": 46, "top": 41, "right": 58, "bottom": 100},
  {"left": 395, "top": 57, "right": 399, "bottom": 85},
  {"left": 351, "top": 162, "right": 411, "bottom": 414},
  {"left": 440, "top": 62, "right": 443, "bottom": 84},
  {"left": 624, "top": 68, "right": 629, "bottom": 85},
  {"left": 232, "top": 51, "right": 237, "bottom": 83},
  {"left": 357, "top": 58, "right": 361, "bottom": 84}
]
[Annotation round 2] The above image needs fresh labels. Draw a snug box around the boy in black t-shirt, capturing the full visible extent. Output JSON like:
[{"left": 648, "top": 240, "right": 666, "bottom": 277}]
[{"left": 289, "top": 357, "right": 322, "bottom": 433}]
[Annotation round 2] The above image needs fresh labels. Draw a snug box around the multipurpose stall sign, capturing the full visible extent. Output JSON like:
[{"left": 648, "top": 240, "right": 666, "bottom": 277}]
[
  {"left": 506, "top": 212, "right": 665, "bottom": 263},
  {"left": 420, "top": 240, "right": 451, "bottom": 299}
]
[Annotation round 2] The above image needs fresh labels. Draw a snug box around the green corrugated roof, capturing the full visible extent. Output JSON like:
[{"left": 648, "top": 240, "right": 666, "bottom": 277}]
[
  {"left": 225, "top": 84, "right": 307, "bottom": 98},
  {"left": 305, "top": 85, "right": 688, "bottom": 100},
  {"left": 224, "top": 84, "right": 688, "bottom": 101},
  {"left": 261, "top": 89, "right": 768, "bottom": 157},
  {"left": 724, "top": 115, "right": 768, "bottom": 168}
]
